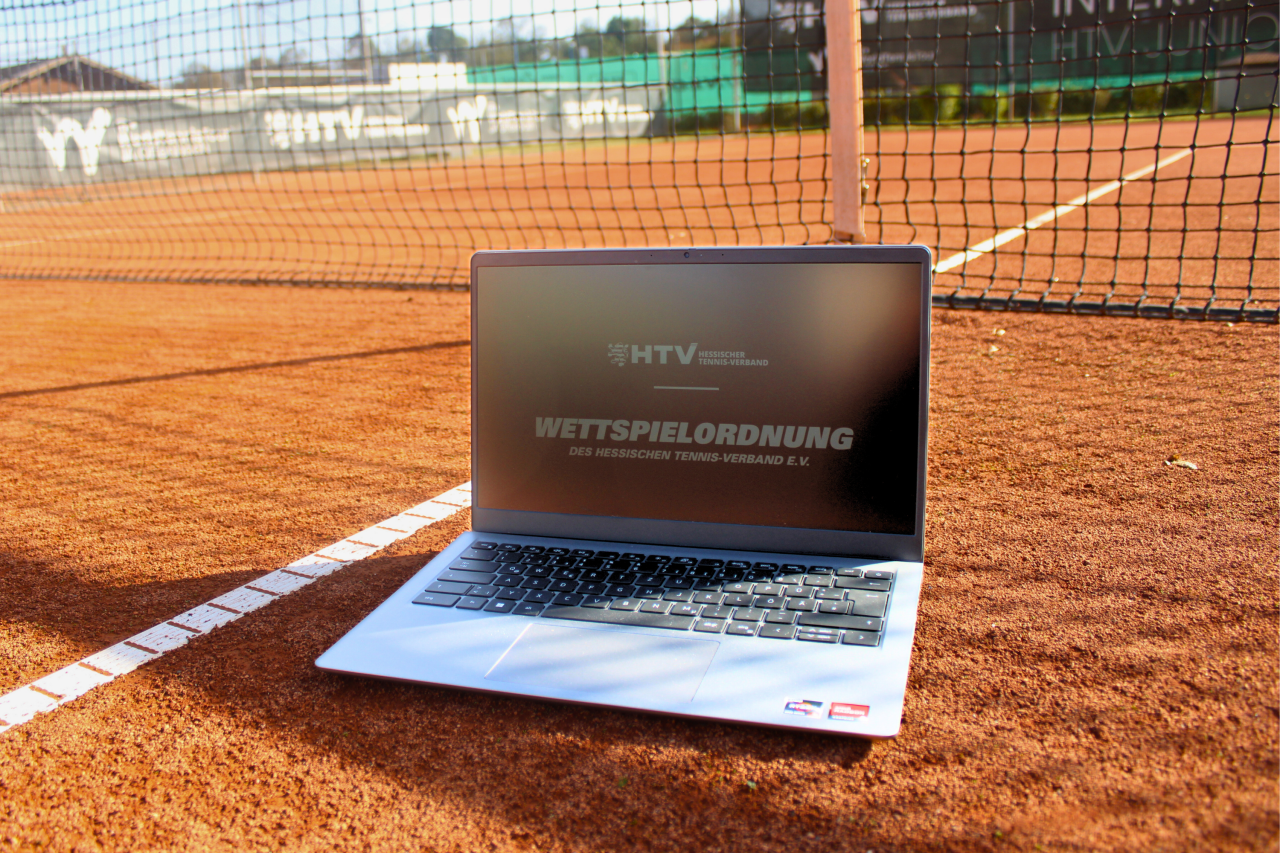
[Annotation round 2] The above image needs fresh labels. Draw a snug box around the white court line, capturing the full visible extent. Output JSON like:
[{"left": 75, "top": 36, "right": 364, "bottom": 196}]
[
  {"left": 933, "top": 147, "right": 1194, "bottom": 274},
  {"left": 0, "top": 481, "right": 472, "bottom": 734}
]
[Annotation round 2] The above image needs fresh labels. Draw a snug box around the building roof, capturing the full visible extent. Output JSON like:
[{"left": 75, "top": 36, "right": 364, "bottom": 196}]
[{"left": 0, "top": 55, "right": 155, "bottom": 93}]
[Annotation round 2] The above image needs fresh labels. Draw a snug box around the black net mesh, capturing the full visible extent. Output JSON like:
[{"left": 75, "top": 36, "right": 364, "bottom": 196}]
[{"left": 0, "top": 0, "right": 1275, "bottom": 320}]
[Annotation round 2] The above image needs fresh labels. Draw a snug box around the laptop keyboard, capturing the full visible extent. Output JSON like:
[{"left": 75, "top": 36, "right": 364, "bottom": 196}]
[{"left": 411, "top": 540, "right": 893, "bottom": 647}]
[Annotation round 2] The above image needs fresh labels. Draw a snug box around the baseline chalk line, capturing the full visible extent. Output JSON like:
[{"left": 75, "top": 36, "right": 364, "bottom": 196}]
[
  {"left": 933, "top": 147, "right": 1194, "bottom": 275},
  {"left": 0, "top": 481, "right": 472, "bottom": 735}
]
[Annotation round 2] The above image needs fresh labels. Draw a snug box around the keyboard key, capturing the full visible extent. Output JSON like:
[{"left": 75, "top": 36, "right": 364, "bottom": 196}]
[
  {"left": 725, "top": 621, "right": 757, "bottom": 636},
  {"left": 670, "top": 603, "right": 701, "bottom": 618},
  {"left": 753, "top": 595, "right": 785, "bottom": 610},
  {"left": 466, "top": 585, "right": 499, "bottom": 598},
  {"left": 723, "top": 581, "right": 752, "bottom": 594},
  {"left": 798, "top": 614, "right": 884, "bottom": 632},
  {"left": 783, "top": 585, "right": 809, "bottom": 598},
  {"left": 775, "top": 573, "right": 805, "bottom": 585},
  {"left": 412, "top": 592, "right": 460, "bottom": 607},
  {"left": 796, "top": 630, "right": 839, "bottom": 644},
  {"left": 449, "top": 561, "right": 500, "bottom": 575},
  {"left": 639, "top": 601, "right": 670, "bottom": 614},
  {"left": 725, "top": 560, "right": 751, "bottom": 570},
  {"left": 781, "top": 563, "right": 806, "bottom": 573},
  {"left": 818, "top": 601, "right": 849, "bottom": 615},
  {"left": 494, "top": 565, "right": 526, "bottom": 577},
  {"left": 520, "top": 545, "right": 545, "bottom": 554},
  {"left": 841, "top": 631, "right": 881, "bottom": 647},
  {"left": 548, "top": 580, "right": 578, "bottom": 593},
  {"left": 663, "top": 589, "right": 694, "bottom": 602},
  {"left": 582, "top": 595, "right": 611, "bottom": 608},
  {"left": 440, "top": 569, "right": 497, "bottom": 585},
  {"left": 472, "top": 541, "right": 498, "bottom": 550},
  {"left": 460, "top": 549, "right": 496, "bottom": 561},
  {"left": 689, "top": 567, "right": 719, "bottom": 579},
  {"left": 664, "top": 577, "right": 694, "bottom": 589},
  {"left": 621, "top": 553, "right": 646, "bottom": 561},
  {"left": 524, "top": 566, "right": 553, "bottom": 578},
  {"left": 699, "top": 605, "right": 734, "bottom": 620},
  {"left": 497, "top": 543, "right": 521, "bottom": 552},
  {"left": 483, "top": 599, "right": 516, "bottom": 613},
  {"left": 494, "top": 552, "right": 523, "bottom": 563},
  {"left": 722, "top": 592, "right": 754, "bottom": 607},
  {"left": 596, "top": 551, "right": 620, "bottom": 559},
  {"left": 571, "top": 549, "right": 594, "bottom": 557},
  {"left": 427, "top": 581, "right": 472, "bottom": 595},
  {"left": 758, "top": 624, "right": 796, "bottom": 640},
  {"left": 541, "top": 606, "right": 694, "bottom": 631},
  {"left": 785, "top": 598, "right": 817, "bottom": 612},
  {"left": 838, "top": 578, "right": 892, "bottom": 592},
  {"left": 672, "top": 557, "right": 697, "bottom": 567},
  {"left": 636, "top": 574, "right": 665, "bottom": 587},
  {"left": 764, "top": 610, "right": 796, "bottom": 624},
  {"left": 550, "top": 568, "right": 581, "bottom": 580},
  {"left": 606, "top": 584, "right": 635, "bottom": 598},
  {"left": 524, "top": 591, "right": 555, "bottom": 604},
  {"left": 753, "top": 584, "right": 784, "bottom": 596},
  {"left": 693, "top": 591, "right": 723, "bottom": 605},
  {"left": 610, "top": 599, "right": 641, "bottom": 611},
  {"left": 579, "top": 582, "right": 609, "bottom": 596},
  {"left": 580, "top": 569, "right": 610, "bottom": 583},
  {"left": 697, "top": 558, "right": 724, "bottom": 568},
  {"left": 835, "top": 567, "right": 864, "bottom": 577},
  {"left": 608, "top": 571, "right": 638, "bottom": 583},
  {"left": 733, "top": 608, "right": 765, "bottom": 622},
  {"left": 552, "top": 593, "right": 583, "bottom": 606},
  {"left": 496, "top": 588, "right": 526, "bottom": 601},
  {"left": 864, "top": 569, "right": 896, "bottom": 581},
  {"left": 814, "top": 588, "right": 845, "bottom": 600},
  {"left": 521, "top": 578, "right": 550, "bottom": 590},
  {"left": 751, "top": 562, "right": 778, "bottom": 571},
  {"left": 456, "top": 596, "right": 487, "bottom": 610},
  {"left": 493, "top": 575, "right": 523, "bottom": 587},
  {"left": 694, "top": 620, "right": 726, "bottom": 633},
  {"left": 514, "top": 602, "right": 544, "bottom": 617},
  {"left": 546, "top": 547, "right": 571, "bottom": 556},
  {"left": 802, "top": 575, "right": 832, "bottom": 587},
  {"left": 847, "top": 591, "right": 890, "bottom": 618},
  {"left": 635, "top": 586, "right": 664, "bottom": 599},
  {"left": 807, "top": 566, "right": 834, "bottom": 575},
  {"left": 521, "top": 555, "right": 548, "bottom": 565}
]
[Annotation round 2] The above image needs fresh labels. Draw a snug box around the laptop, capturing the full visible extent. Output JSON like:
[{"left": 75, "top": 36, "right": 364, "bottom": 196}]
[{"left": 317, "top": 245, "right": 931, "bottom": 738}]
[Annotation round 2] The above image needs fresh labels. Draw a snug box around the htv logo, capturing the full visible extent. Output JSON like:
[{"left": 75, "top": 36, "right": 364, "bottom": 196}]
[{"left": 629, "top": 344, "right": 697, "bottom": 365}]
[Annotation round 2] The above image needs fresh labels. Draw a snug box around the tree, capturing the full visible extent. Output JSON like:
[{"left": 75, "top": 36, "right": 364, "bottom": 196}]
[
  {"left": 178, "top": 62, "right": 225, "bottom": 88},
  {"left": 427, "top": 26, "right": 467, "bottom": 62}
]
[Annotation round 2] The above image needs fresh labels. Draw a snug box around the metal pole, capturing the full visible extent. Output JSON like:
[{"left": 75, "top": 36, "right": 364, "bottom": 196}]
[
  {"left": 828, "top": 0, "right": 867, "bottom": 242},
  {"left": 235, "top": 0, "right": 252, "bottom": 89}
]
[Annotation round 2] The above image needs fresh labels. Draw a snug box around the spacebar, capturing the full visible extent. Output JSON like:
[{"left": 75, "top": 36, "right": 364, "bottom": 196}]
[{"left": 541, "top": 606, "right": 695, "bottom": 631}]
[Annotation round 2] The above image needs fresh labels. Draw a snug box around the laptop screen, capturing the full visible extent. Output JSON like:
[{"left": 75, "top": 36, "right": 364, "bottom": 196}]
[{"left": 474, "top": 257, "right": 923, "bottom": 537}]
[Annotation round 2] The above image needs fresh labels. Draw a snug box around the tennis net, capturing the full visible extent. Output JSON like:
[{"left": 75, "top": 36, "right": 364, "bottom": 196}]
[{"left": 0, "top": 0, "right": 1275, "bottom": 320}]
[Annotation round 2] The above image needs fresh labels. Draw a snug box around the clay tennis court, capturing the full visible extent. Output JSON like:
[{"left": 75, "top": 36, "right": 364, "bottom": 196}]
[
  {"left": 3, "top": 116, "right": 1277, "bottom": 315},
  {"left": 0, "top": 276, "right": 1275, "bottom": 850}
]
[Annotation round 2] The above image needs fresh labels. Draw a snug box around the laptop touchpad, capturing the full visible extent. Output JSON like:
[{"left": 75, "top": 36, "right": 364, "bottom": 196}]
[{"left": 485, "top": 623, "right": 718, "bottom": 704}]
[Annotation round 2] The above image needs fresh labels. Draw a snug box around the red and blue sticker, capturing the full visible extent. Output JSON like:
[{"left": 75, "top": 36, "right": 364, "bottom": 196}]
[{"left": 783, "top": 699, "right": 870, "bottom": 721}]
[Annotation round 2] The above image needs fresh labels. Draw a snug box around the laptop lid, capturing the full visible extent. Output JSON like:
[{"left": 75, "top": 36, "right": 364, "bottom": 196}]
[{"left": 469, "top": 245, "right": 931, "bottom": 562}]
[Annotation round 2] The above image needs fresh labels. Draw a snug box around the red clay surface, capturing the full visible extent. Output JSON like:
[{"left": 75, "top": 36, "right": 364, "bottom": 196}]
[
  {"left": 1, "top": 115, "right": 1275, "bottom": 314},
  {"left": 0, "top": 281, "right": 1275, "bottom": 851}
]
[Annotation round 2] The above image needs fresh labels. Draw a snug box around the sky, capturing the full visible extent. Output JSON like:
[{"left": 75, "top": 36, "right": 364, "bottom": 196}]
[{"left": 1, "top": 0, "right": 736, "bottom": 85}]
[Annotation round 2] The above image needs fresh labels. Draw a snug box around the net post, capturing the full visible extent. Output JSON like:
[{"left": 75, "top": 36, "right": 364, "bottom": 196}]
[{"left": 827, "top": 0, "right": 867, "bottom": 243}]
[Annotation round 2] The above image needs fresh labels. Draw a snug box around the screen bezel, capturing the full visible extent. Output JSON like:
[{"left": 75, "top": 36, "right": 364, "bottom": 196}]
[{"left": 469, "top": 245, "right": 931, "bottom": 563}]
